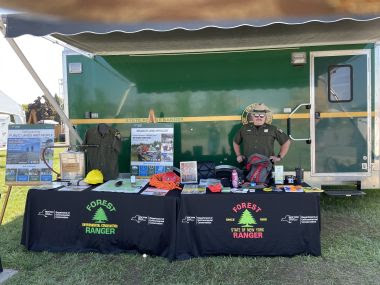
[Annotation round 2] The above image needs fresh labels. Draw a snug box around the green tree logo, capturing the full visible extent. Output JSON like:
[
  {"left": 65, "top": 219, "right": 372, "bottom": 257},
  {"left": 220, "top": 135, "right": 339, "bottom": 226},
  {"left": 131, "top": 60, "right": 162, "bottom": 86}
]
[
  {"left": 238, "top": 209, "right": 257, "bottom": 228},
  {"left": 92, "top": 207, "right": 108, "bottom": 223}
]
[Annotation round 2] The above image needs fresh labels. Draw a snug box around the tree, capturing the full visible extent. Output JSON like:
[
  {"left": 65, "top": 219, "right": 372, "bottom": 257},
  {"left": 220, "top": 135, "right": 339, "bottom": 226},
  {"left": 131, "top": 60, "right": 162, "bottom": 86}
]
[
  {"left": 25, "top": 94, "right": 63, "bottom": 123},
  {"left": 238, "top": 209, "right": 257, "bottom": 228},
  {"left": 92, "top": 207, "right": 108, "bottom": 223}
]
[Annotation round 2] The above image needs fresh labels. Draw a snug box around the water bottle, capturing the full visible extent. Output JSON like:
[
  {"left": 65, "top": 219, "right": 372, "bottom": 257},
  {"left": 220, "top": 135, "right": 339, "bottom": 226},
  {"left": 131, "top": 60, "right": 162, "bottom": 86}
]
[
  {"left": 231, "top": 169, "right": 238, "bottom": 188},
  {"left": 295, "top": 168, "right": 304, "bottom": 184}
]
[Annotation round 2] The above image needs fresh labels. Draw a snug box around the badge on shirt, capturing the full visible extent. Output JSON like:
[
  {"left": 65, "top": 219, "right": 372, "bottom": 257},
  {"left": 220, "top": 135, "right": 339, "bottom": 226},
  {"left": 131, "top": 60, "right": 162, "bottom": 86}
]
[
  {"left": 264, "top": 129, "right": 268, "bottom": 133},
  {"left": 115, "top": 131, "right": 121, "bottom": 140}
]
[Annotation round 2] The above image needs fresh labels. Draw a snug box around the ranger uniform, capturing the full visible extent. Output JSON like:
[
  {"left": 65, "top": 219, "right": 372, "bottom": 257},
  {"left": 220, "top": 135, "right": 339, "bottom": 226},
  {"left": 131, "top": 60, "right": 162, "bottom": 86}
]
[
  {"left": 84, "top": 124, "right": 122, "bottom": 181},
  {"left": 234, "top": 123, "right": 289, "bottom": 158}
]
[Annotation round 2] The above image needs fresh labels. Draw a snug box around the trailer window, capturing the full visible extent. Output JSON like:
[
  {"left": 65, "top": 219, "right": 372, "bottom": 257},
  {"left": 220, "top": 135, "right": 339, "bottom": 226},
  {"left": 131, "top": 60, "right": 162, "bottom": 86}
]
[{"left": 328, "top": 65, "right": 353, "bottom": 102}]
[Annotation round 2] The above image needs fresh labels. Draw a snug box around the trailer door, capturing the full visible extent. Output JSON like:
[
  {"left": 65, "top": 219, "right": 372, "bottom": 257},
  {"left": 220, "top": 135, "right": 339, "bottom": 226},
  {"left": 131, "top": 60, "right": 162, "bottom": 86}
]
[{"left": 310, "top": 50, "right": 371, "bottom": 176}]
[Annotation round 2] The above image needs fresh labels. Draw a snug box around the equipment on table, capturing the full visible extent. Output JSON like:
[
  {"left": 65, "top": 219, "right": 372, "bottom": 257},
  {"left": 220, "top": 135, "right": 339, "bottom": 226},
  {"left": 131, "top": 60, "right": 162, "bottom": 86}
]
[
  {"left": 149, "top": 172, "right": 181, "bottom": 190},
  {"left": 208, "top": 183, "right": 222, "bottom": 192},
  {"left": 84, "top": 169, "right": 104, "bottom": 185},
  {"left": 197, "top": 161, "right": 216, "bottom": 180},
  {"left": 60, "top": 150, "right": 85, "bottom": 182},
  {"left": 246, "top": 153, "right": 273, "bottom": 183}
]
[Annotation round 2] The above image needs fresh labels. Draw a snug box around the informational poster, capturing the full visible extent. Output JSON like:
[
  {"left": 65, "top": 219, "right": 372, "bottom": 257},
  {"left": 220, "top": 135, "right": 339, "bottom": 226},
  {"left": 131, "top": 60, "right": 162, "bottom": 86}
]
[
  {"left": 130, "top": 123, "right": 174, "bottom": 177},
  {"left": 5, "top": 124, "right": 55, "bottom": 185}
]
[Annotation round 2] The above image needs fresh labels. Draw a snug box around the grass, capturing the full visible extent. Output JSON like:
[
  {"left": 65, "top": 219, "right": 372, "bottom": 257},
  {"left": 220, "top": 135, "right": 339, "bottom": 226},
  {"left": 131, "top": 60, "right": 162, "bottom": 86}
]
[{"left": 1, "top": 149, "right": 380, "bottom": 284}]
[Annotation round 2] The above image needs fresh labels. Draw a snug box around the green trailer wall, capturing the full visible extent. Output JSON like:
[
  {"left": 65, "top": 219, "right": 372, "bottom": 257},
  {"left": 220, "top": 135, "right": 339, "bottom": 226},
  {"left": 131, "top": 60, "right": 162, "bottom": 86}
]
[{"left": 66, "top": 44, "right": 374, "bottom": 173}]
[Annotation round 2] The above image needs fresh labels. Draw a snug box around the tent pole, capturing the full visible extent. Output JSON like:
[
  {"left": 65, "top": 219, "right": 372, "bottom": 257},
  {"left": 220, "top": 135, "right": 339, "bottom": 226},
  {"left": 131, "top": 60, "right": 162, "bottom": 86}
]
[
  {"left": 0, "top": 20, "right": 83, "bottom": 144},
  {"left": 0, "top": 186, "right": 12, "bottom": 225}
]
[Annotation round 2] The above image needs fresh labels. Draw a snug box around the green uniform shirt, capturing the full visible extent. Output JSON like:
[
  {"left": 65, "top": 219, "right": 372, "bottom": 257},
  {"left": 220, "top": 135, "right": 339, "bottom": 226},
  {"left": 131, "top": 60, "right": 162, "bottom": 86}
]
[
  {"left": 84, "top": 124, "right": 122, "bottom": 181},
  {"left": 234, "top": 123, "right": 289, "bottom": 158}
]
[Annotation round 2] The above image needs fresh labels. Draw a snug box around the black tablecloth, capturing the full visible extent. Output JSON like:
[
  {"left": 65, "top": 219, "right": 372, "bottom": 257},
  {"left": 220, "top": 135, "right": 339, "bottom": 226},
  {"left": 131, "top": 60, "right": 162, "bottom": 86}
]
[
  {"left": 21, "top": 189, "right": 321, "bottom": 260},
  {"left": 176, "top": 192, "right": 321, "bottom": 259},
  {"left": 21, "top": 189, "right": 178, "bottom": 260}
]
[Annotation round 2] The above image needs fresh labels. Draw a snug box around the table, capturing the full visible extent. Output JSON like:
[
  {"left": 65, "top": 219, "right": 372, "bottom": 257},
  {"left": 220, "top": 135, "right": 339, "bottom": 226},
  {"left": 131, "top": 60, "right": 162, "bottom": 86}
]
[
  {"left": 176, "top": 192, "right": 321, "bottom": 259},
  {"left": 21, "top": 189, "right": 321, "bottom": 260},
  {"left": 21, "top": 189, "right": 178, "bottom": 260}
]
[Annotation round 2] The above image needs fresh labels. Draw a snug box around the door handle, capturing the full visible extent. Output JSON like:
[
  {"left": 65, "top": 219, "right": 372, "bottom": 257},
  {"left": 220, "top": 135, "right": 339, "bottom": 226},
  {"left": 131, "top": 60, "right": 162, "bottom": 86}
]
[{"left": 287, "top": 103, "right": 311, "bottom": 144}]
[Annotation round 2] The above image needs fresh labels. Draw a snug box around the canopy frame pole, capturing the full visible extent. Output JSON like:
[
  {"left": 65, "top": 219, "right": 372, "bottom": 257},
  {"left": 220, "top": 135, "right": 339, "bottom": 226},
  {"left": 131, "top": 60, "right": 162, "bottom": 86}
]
[
  {"left": 0, "top": 20, "right": 83, "bottom": 144},
  {"left": 0, "top": 186, "right": 12, "bottom": 225}
]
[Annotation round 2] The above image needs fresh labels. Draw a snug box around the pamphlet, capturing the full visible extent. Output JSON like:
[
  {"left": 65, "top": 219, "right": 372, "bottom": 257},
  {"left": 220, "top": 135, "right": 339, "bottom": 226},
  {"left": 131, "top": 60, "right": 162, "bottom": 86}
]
[
  {"left": 93, "top": 179, "right": 148, "bottom": 193},
  {"left": 199, "top": 178, "right": 221, "bottom": 187},
  {"left": 303, "top": 187, "right": 324, "bottom": 193},
  {"left": 181, "top": 184, "right": 206, "bottom": 194},
  {"left": 58, "top": 185, "right": 89, "bottom": 192},
  {"left": 221, "top": 186, "right": 231, "bottom": 193},
  {"left": 141, "top": 187, "right": 169, "bottom": 196},
  {"left": 284, "top": 185, "right": 304, "bottom": 193},
  {"left": 231, "top": 188, "right": 248, "bottom": 194},
  {"left": 274, "top": 165, "right": 284, "bottom": 184},
  {"left": 33, "top": 182, "right": 67, "bottom": 190}
]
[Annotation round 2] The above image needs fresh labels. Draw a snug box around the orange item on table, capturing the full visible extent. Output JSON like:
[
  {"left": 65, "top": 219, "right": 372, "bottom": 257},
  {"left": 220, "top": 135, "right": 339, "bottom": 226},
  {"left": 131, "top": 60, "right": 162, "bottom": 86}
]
[
  {"left": 208, "top": 183, "right": 222, "bottom": 193},
  {"left": 149, "top": 172, "right": 181, "bottom": 190}
]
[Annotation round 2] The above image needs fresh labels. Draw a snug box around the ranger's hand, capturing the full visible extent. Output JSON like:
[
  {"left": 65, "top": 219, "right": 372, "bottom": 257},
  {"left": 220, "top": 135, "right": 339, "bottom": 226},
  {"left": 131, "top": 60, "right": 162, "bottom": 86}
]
[
  {"left": 236, "top": 155, "right": 245, "bottom": 163},
  {"left": 270, "top": 155, "right": 281, "bottom": 163}
]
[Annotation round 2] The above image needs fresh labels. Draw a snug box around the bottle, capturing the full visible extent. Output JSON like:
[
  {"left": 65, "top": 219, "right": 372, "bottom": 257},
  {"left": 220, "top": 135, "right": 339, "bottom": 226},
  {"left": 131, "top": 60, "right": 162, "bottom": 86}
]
[
  {"left": 295, "top": 168, "right": 304, "bottom": 184},
  {"left": 231, "top": 169, "right": 238, "bottom": 188}
]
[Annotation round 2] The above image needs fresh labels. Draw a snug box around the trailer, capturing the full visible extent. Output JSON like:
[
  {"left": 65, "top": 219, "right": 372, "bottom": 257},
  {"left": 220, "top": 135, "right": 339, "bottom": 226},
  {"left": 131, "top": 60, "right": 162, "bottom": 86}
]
[{"left": 2, "top": 14, "right": 380, "bottom": 190}]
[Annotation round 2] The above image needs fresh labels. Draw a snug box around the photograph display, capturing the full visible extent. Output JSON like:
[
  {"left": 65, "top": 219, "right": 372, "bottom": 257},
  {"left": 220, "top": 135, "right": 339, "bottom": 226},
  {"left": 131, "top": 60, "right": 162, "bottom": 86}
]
[
  {"left": 130, "top": 123, "right": 174, "bottom": 177},
  {"left": 180, "top": 161, "right": 198, "bottom": 184},
  {"left": 5, "top": 124, "right": 55, "bottom": 184}
]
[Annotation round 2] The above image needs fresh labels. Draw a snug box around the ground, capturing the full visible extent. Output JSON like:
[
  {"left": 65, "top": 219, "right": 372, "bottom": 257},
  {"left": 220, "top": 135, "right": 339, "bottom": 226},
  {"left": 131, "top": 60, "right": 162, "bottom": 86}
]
[{"left": 0, "top": 149, "right": 379, "bottom": 285}]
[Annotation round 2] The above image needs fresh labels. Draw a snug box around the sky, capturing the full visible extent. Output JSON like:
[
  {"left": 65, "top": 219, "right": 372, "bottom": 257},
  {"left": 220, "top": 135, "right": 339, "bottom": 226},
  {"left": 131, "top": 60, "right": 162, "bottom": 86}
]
[{"left": 0, "top": 34, "right": 63, "bottom": 105}]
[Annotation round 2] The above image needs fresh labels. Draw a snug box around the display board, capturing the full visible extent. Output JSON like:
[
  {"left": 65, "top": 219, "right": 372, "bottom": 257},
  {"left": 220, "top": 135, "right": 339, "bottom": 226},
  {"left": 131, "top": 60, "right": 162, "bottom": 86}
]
[
  {"left": 5, "top": 124, "right": 55, "bottom": 185},
  {"left": 130, "top": 123, "right": 174, "bottom": 177}
]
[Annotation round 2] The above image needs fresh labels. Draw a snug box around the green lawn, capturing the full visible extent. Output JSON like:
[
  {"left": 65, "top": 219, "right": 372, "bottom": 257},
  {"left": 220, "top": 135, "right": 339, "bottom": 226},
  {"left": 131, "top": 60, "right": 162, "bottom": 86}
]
[{"left": 1, "top": 149, "right": 379, "bottom": 285}]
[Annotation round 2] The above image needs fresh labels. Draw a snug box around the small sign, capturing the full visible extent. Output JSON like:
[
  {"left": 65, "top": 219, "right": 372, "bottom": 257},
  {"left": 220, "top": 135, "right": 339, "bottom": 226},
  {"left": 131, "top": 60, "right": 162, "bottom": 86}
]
[
  {"left": 180, "top": 161, "right": 198, "bottom": 184},
  {"left": 68, "top": 62, "right": 82, "bottom": 74}
]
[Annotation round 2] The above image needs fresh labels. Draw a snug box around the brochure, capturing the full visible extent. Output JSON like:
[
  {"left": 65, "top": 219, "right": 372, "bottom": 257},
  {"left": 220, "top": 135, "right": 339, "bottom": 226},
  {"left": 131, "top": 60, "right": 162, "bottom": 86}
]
[
  {"left": 58, "top": 186, "right": 89, "bottom": 192},
  {"left": 303, "top": 187, "right": 324, "bottom": 193},
  {"left": 181, "top": 184, "right": 206, "bottom": 194},
  {"left": 199, "top": 178, "right": 221, "bottom": 187},
  {"left": 141, "top": 187, "right": 169, "bottom": 196},
  {"left": 221, "top": 187, "right": 231, "bottom": 193},
  {"left": 231, "top": 188, "right": 248, "bottom": 194},
  {"left": 284, "top": 186, "right": 304, "bottom": 193},
  {"left": 93, "top": 179, "right": 149, "bottom": 193},
  {"left": 33, "top": 182, "right": 67, "bottom": 190}
]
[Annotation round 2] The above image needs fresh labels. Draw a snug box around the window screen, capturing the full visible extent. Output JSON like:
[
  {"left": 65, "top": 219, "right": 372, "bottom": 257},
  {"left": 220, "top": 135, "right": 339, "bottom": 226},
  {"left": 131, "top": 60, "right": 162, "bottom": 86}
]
[{"left": 328, "top": 65, "right": 353, "bottom": 102}]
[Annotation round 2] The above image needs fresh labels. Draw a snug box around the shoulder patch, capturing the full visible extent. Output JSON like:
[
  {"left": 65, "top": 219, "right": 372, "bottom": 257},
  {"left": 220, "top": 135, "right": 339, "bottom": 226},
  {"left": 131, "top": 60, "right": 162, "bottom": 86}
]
[{"left": 115, "top": 131, "right": 121, "bottom": 139}]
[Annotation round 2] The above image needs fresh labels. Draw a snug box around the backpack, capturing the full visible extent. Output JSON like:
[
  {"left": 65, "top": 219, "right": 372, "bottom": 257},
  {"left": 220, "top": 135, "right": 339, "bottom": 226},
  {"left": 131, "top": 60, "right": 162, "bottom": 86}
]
[{"left": 246, "top": 154, "right": 273, "bottom": 183}]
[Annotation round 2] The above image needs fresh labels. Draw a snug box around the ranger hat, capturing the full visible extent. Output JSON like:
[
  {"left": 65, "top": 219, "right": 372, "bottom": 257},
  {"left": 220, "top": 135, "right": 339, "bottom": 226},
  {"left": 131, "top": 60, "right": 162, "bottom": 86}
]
[{"left": 242, "top": 103, "right": 273, "bottom": 124}]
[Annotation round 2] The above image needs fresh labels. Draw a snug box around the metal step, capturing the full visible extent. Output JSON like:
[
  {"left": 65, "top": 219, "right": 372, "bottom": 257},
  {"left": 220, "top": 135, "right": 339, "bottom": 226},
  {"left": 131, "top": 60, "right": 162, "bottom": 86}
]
[{"left": 322, "top": 181, "right": 366, "bottom": 197}]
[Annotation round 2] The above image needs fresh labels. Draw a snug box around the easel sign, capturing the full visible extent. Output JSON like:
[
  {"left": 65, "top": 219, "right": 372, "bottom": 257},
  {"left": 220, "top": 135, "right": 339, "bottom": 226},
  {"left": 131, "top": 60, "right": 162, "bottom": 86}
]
[
  {"left": 1, "top": 124, "right": 55, "bottom": 224},
  {"left": 130, "top": 123, "right": 174, "bottom": 178},
  {"left": 5, "top": 124, "right": 55, "bottom": 185}
]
